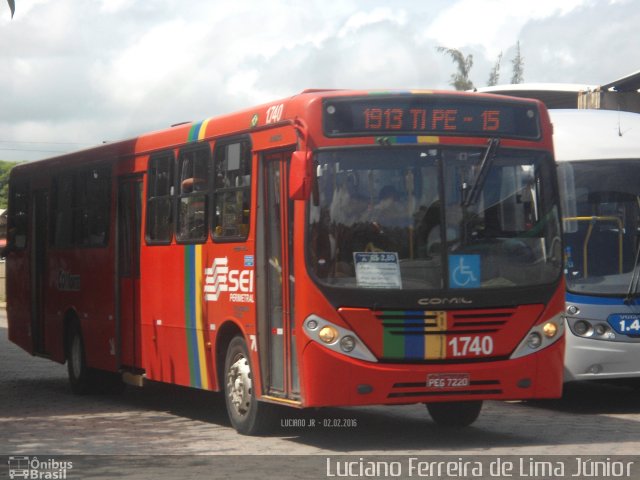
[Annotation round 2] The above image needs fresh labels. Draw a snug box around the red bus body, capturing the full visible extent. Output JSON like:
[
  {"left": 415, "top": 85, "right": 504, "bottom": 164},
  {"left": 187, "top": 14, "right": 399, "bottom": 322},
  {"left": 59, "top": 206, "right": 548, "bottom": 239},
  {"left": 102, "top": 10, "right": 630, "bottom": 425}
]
[{"left": 5, "top": 90, "right": 565, "bottom": 433}]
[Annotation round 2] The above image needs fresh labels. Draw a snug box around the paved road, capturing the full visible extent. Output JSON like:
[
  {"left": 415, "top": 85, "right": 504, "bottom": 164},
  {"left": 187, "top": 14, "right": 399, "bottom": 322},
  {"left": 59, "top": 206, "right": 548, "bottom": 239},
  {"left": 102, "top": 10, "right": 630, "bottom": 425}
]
[{"left": 2, "top": 311, "right": 640, "bottom": 478}]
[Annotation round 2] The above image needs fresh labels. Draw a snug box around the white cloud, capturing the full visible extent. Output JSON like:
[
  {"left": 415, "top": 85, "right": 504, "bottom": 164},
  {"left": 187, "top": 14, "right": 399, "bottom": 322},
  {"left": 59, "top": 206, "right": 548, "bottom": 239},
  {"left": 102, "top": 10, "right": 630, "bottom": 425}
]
[
  {"left": 91, "top": 18, "right": 207, "bottom": 106},
  {"left": 338, "top": 7, "right": 408, "bottom": 38},
  {"left": 98, "top": 0, "right": 130, "bottom": 14},
  {"left": 423, "top": 0, "right": 589, "bottom": 56}
]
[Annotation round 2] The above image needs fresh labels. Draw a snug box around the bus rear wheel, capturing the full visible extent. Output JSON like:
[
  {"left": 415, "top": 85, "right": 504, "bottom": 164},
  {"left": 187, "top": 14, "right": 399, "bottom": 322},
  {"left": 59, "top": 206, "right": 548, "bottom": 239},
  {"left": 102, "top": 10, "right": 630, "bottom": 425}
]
[
  {"left": 223, "top": 336, "right": 275, "bottom": 435},
  {"left": 426, "top": 401, "right": 483, "bottom": 427},
  {"left": 66, "top": 325, "right": 96, "bottom": 395}
]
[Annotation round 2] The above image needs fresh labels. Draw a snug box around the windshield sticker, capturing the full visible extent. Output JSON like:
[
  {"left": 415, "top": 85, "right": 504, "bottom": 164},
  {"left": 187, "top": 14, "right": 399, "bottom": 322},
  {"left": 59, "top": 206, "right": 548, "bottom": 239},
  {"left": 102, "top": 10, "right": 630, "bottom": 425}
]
[
  {"left": 449, "top": 255, "right": 481, "bottom": 288},
  {"left": 354, "top": 252, "right": 402, "bottom": 289}
]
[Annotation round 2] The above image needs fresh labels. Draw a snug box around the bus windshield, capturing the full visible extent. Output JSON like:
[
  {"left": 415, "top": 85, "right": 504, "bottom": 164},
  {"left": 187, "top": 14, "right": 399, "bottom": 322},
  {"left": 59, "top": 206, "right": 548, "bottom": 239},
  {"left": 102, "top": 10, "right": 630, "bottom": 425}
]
[
  {"left": 560, "top": 159, "right": 640, "bottom": 296},
  {"left": 308, "top": 147, "right": 562, "bottom": 291}
]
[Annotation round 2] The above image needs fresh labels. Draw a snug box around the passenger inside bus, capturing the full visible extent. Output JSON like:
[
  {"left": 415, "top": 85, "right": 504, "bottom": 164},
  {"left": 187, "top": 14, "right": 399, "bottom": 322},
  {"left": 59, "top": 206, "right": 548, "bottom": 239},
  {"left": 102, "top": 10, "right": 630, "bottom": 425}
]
[
  {"left": 179, "top": 177, "right": 207, "bottom": 239},
  {"left": 181, "top": 177, "right": 207, "bottom": 193}
]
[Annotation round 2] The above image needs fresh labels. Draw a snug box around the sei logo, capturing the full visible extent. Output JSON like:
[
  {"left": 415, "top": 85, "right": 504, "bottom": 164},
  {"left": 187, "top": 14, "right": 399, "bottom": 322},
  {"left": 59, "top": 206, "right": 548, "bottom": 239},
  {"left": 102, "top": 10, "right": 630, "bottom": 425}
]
[
  {"left": 266, "top": 104, "right": 284, "bottom": 124},
  {"left": 204, "top": 257, "right": 255, "bottom": 303}
]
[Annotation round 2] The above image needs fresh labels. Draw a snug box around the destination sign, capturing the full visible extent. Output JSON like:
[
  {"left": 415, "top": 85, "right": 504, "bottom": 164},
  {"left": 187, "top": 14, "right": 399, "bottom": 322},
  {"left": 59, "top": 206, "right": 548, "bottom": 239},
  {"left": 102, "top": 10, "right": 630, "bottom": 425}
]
[{"left": 323, "top": 95, "right": 540, "bottom": 139}]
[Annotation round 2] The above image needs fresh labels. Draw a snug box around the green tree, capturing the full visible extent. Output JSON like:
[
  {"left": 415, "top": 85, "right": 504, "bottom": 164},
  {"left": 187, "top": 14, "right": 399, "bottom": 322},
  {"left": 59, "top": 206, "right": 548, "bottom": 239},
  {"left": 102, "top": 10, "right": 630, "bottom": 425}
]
[
  {"left": 511, "top": 41, "right": 524, "bottom": 84},
  {"left": 5, "top": 0, "right": 14, "bottom": 18},
  {"left": 487, "top": 52, "right": 502, "bottom": 87},
  {"left": 437, "top": 46, "right": 474, "bottom": 91},
  {"left": 0, "top": 161, "right": 17, "bottom": 208}
]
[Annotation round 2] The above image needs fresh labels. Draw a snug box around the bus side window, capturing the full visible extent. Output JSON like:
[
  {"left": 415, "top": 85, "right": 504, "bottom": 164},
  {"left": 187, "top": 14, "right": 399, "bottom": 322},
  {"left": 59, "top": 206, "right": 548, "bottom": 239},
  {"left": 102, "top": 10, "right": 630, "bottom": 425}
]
[
  {"left": 82, "top": 168, "right": 111, "bottom": 246},
  {"left": 176, "top": 146, "right": 210, "bottom": 243},
  {"left": 50, "top": 167, "right": 111, "bottom": 248},
  {"left": 212, "top": 138, "right": 251, "bottom": 241},
  {"left": 7, "top": 181, "right": 28, "bottom": 251},
  {"left": 146, "top": 151, "right": 175, "bottom": 244},
  {"left": 52, "top": 175, "right": 74, "bottom": 247}
]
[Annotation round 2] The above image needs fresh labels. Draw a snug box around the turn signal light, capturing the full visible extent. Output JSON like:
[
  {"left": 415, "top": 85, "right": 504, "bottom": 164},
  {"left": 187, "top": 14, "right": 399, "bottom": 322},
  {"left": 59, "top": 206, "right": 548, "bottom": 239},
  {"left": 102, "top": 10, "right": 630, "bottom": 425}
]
[
  {"left": 318, "top": 326, "right": 338, "bottom": 344},
  {"left": 542, "top": 322, "right": 558, "bottom": 338}
]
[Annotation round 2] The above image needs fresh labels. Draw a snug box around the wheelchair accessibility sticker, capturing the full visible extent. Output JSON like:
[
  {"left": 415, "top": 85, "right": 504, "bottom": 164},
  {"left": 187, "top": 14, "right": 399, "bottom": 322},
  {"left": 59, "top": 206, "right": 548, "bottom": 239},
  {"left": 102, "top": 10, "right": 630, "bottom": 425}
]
[{"left": 449, "top": 255, "right": 480, "bottom": 288}]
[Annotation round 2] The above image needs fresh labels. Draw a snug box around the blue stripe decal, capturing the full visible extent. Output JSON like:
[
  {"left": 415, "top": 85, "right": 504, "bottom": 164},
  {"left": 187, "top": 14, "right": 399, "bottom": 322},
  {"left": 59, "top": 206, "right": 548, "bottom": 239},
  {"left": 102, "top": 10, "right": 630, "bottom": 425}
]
[
  {"left": 566, "top": 292, "right": 628, "bottom": 306},
  {"left": 404, "top": 317, "right": 425, "bottom": 358},
  {"left": 185, "top": 245, "right": 202, "bottom": 388},
  {"left": 188, "top": 121, "right": 203, "bottom": 143}
]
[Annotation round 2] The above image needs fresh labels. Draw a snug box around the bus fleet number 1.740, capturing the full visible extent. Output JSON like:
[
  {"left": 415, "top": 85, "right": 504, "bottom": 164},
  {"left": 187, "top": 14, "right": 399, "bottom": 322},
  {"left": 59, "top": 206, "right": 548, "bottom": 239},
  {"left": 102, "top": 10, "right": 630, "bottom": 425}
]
[{"left": 448, "top": 336, "right": 494, "bottom": 357}]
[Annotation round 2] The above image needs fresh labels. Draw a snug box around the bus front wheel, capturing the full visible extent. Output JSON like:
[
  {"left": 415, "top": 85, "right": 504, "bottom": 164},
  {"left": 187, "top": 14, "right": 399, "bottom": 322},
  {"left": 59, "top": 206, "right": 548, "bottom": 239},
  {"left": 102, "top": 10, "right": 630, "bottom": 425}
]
[
  {"left": 426, "top": 400, "right": 483, "bottom": 427},
  {"left": 223, "top": 336, "right": 275, "bottom": 435}
]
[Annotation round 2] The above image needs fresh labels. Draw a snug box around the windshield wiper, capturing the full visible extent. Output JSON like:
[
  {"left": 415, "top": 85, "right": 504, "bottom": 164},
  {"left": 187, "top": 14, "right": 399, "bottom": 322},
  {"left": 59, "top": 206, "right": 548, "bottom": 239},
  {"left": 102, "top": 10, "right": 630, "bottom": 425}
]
[
  {"left": 462, "top": 138, "right": 500, "bottom": 207},
  {"left": 625, "top": 236, "right": 640, "bottom": 304}
]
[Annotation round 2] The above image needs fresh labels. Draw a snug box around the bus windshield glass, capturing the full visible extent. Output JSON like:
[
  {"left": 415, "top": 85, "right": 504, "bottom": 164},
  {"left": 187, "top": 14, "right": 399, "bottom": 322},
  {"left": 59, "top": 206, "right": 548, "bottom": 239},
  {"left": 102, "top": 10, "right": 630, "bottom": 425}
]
[
  {"left": 308, "top": 147, "right": 562, "bottom": 291},
  {"left": 560, "top": 159, "right": 640, "bottom": 296}
]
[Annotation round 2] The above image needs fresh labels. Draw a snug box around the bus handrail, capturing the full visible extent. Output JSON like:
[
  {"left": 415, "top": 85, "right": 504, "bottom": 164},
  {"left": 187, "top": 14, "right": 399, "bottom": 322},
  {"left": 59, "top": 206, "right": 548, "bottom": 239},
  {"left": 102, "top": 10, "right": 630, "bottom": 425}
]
[{"left": 563, "top": 215, "right": 623, "bottom": 278}]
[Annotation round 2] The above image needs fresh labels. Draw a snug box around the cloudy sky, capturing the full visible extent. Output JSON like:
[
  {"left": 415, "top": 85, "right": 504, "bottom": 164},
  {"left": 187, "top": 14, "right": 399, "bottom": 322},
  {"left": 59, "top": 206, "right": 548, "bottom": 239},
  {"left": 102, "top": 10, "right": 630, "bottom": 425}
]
[{"left": 0, "top": 0, "right": 638, "bottom": 161}]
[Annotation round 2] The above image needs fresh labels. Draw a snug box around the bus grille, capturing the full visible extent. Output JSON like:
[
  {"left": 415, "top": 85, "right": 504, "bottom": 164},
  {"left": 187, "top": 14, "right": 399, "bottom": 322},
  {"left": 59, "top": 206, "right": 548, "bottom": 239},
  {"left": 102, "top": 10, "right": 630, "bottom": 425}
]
[{"left": 375, "top": 308, "right": 516, "bottom": 362}]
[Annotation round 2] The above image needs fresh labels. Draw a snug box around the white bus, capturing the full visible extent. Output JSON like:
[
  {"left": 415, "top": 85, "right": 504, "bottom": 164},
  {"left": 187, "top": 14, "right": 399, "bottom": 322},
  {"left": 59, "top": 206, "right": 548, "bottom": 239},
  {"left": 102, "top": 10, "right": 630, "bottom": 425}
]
[{"left": 553, "top": 108, "right": 640, "bottom": 383}]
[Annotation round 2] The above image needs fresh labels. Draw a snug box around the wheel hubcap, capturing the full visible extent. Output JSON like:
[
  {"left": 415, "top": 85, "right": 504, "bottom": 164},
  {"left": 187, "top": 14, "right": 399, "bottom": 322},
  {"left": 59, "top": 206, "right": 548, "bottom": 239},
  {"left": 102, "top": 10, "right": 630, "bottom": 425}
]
[{"left": 227, "top": 354, "right": 252, "bottom": 417}]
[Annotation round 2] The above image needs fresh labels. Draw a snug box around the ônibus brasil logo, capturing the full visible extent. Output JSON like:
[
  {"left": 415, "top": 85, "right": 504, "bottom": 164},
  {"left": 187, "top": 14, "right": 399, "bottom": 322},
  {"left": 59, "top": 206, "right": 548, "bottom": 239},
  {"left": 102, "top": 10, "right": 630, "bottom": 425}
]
[{"left": 8, "top": 456, "right": 73, "bottom": 479}]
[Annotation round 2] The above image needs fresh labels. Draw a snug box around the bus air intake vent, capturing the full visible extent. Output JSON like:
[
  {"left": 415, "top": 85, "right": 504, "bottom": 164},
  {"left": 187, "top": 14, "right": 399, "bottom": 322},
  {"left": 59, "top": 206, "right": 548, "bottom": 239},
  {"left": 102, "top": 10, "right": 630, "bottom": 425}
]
[
  {"left": 373, "top": 309, "right": 517, "bottom": 362},
  {"left": 388, "top": 379, "right": 503, "bottom": 399}
]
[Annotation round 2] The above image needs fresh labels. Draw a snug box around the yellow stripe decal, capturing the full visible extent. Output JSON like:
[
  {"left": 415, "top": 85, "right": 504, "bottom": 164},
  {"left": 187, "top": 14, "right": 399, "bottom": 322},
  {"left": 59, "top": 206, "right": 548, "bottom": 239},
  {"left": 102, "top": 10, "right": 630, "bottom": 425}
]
[{"left": 424, "top": 311, "right": 448, "bottom": 360}]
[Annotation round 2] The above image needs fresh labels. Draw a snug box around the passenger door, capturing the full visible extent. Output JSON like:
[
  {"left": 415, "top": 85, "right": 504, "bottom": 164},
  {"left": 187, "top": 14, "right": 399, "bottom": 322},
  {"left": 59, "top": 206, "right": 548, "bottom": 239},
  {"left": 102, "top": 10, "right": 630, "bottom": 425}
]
[
  {"left": 30, "top": 190, "right": 47, "bottom": 355},
  {"left": 257, "top": 150, "right": 299, "bottom": 400},
  {"left": 117, "top": 175, "right": 142, "bottom": 369}
]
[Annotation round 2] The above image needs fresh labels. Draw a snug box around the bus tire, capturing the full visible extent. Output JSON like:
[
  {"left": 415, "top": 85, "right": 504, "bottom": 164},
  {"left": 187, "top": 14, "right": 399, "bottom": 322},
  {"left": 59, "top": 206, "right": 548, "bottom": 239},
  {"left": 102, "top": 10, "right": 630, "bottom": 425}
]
[
  {"left": 223, "top": 336, "right": 275, "bottom": 435},
  {"left": 426, "top": 400, "right": 483, "bottom": 427},
  {"left": 66, "top": 324, "right": 96, "bottom": 395}
]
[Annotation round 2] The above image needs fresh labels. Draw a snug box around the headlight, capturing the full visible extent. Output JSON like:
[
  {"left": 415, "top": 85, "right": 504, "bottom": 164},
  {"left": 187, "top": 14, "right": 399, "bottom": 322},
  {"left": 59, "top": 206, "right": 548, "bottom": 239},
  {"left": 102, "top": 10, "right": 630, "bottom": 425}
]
[
  {"left": 594, "top": 324, "right": 609, "bottom": 336},
  {"left": 569, "top": 318, "right": 615, "bottom": 340},
  {"left": 303, "top": 315, "right": 377, "bottom": 362},
  {"left": 573, "top": 320, "right": 591, "bottom": 336},
  {"left": 340, "top": 335, "right": 356, "bottom": 352},
  {"left": 511, "top": 314, "right": 564, "bottom": 359},
  {"left": 527, "top": 332, "right": 542, "bottom": 349}
]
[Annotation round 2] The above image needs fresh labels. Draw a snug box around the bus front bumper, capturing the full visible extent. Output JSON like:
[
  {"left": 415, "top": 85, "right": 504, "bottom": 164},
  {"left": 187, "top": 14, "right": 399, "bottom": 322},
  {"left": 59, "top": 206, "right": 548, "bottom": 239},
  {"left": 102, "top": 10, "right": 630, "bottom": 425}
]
[
  {"left": 564, "top": 331, "right": 640, "bottom": 382},
  {"left": 299, "top": 338, "right": 564, "bottom": 407}
]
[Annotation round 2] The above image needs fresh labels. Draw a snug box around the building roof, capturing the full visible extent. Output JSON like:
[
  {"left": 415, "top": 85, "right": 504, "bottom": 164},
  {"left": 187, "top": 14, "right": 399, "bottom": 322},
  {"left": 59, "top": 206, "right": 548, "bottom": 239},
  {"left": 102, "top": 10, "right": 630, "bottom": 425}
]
[
  {"left": 475, "top": 83, "right": 596, "bottom": 109},
  {"left": 600, "top": 69, "right": 640, "bottom": 92},
  {"left": 550, "top": 109, "right": 640, "bottom": 161}
]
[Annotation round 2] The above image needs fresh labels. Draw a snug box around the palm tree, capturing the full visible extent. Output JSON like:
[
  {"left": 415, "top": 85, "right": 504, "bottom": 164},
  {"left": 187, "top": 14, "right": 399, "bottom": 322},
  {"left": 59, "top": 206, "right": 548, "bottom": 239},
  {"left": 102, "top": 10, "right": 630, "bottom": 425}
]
[
  {"left": 5, "top": 0, "right": 14, "bottom": 18},
  {"left": 436, "top": 46, "right": 474, "bottom": 91},
  {"left": 487, "top": 52, "right": 502, "bottom": 87},
  {"left": 511, "top": 41, "right": 524, "bottom": 84}
]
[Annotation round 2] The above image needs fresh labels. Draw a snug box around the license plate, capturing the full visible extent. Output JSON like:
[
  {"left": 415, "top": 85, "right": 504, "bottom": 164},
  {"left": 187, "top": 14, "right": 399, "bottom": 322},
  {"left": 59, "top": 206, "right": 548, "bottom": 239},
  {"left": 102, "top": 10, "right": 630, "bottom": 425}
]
[
  {"left": 608, "top": 314, "right": 640, "bottom": 335},
  {"left": 427, "top": 373, "right": 470, "bottom": 389}
]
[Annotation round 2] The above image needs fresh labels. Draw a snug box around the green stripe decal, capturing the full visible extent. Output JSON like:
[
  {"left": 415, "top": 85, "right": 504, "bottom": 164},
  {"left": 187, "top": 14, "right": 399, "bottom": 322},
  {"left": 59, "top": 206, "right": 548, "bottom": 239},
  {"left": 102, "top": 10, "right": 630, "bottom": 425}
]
[
  {"left": 184, "top": 245, "right": 201, "bottom": 387},
  {"left": 382, "top": 310, "right": 405, "bottom": 358},
  {"left": 188, "top": 121, "right": 203, "bottom": 143}
]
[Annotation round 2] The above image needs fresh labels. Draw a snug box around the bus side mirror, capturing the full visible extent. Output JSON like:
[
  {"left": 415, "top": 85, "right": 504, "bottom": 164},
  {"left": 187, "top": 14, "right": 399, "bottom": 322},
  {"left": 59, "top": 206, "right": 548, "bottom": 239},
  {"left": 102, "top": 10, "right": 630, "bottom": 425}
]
[{"left": 289, "top": 150, "right": 313, "bottom": 200}]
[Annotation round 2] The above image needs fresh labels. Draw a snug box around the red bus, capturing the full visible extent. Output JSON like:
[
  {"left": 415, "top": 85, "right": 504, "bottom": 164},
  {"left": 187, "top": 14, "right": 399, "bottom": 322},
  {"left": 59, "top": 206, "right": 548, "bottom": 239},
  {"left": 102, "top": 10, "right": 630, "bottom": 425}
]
[{"left": 5, "top": 89, "right": 565, "bottom": 434}]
